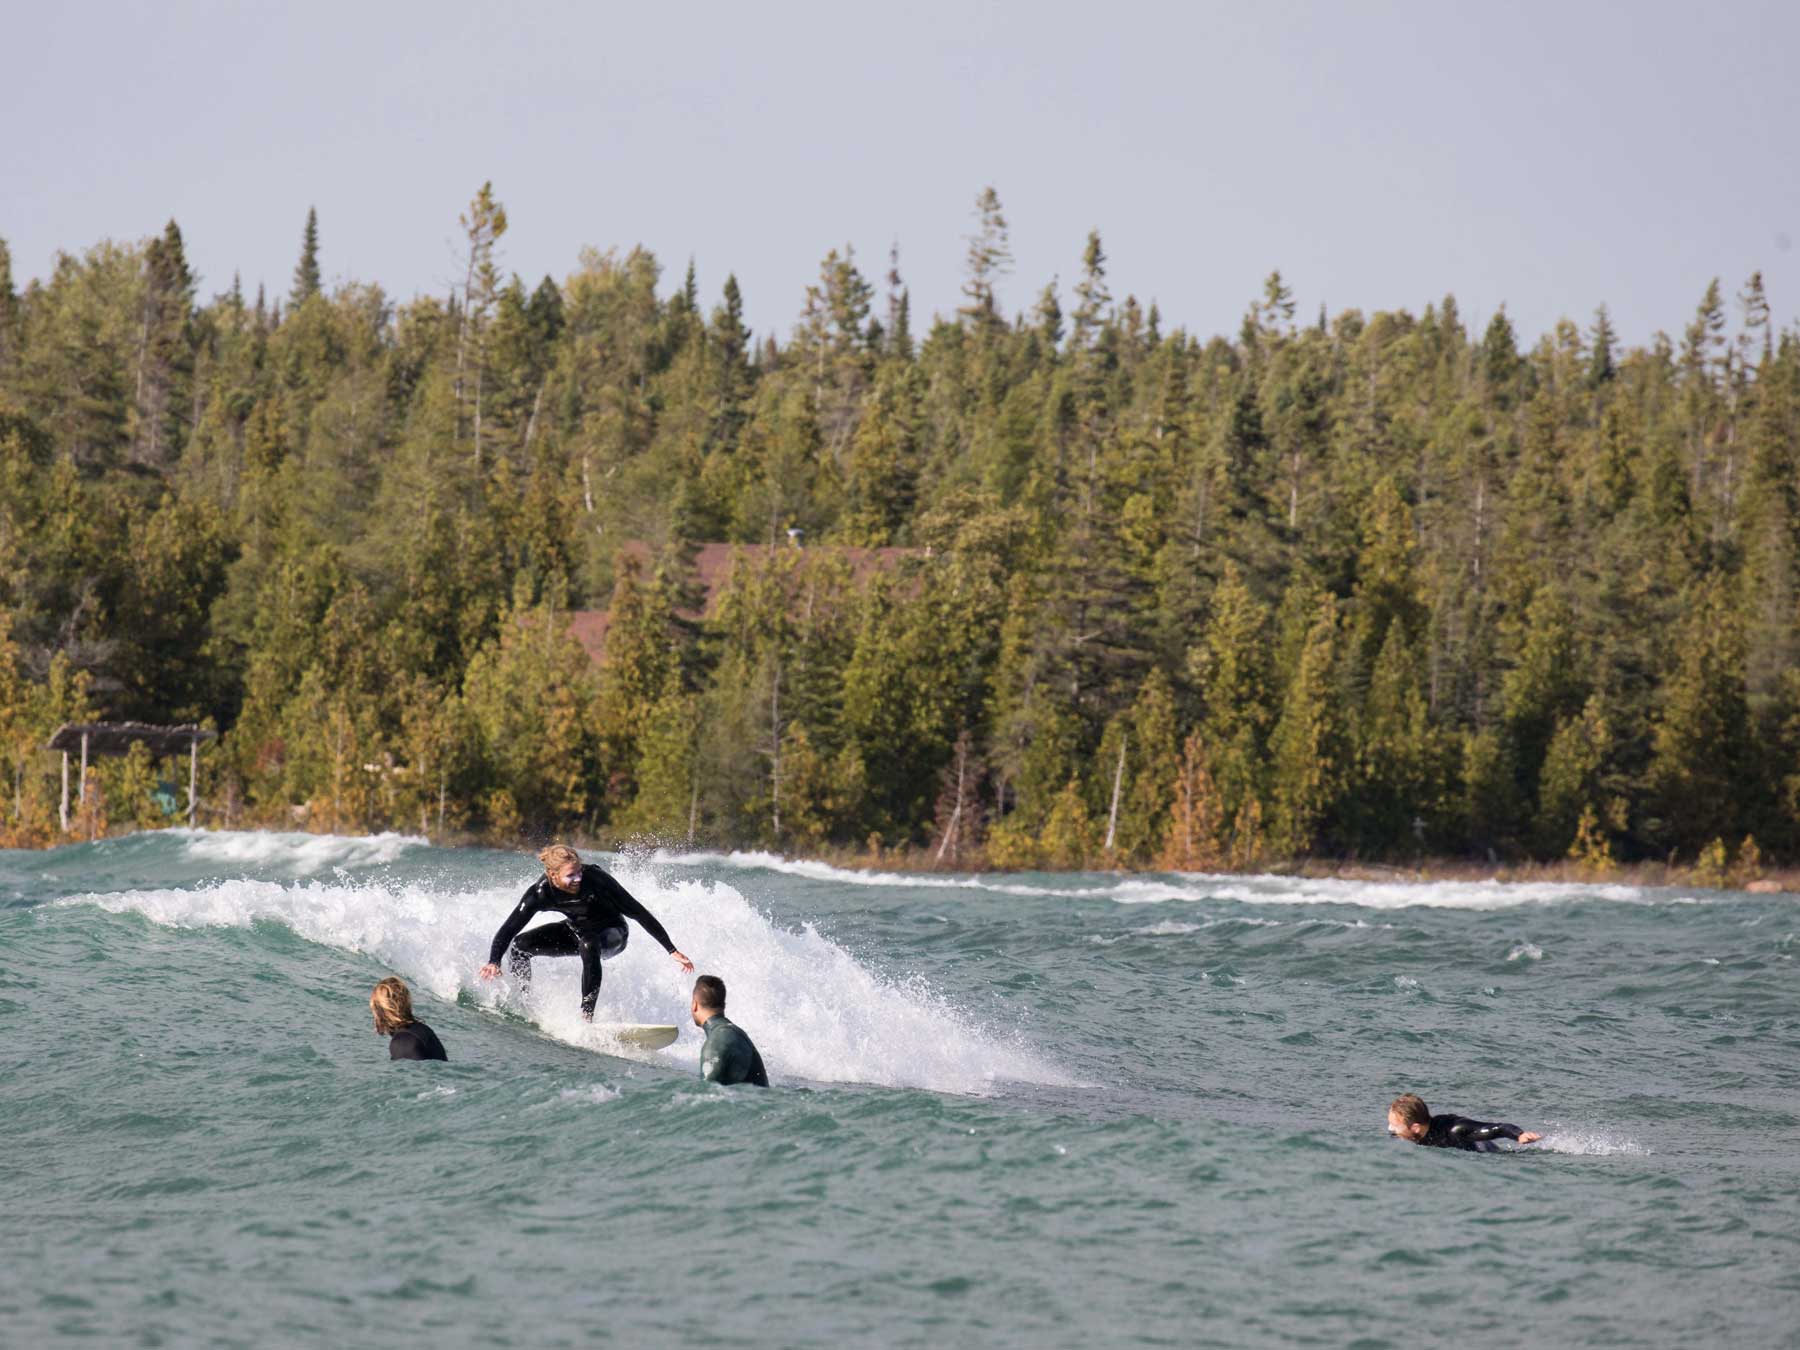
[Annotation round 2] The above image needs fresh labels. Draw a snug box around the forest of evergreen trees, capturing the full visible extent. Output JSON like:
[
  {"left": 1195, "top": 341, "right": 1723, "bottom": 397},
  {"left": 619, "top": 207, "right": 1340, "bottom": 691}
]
[{"left": 2, "top": 185, "right": 1797, "bottom": 874}]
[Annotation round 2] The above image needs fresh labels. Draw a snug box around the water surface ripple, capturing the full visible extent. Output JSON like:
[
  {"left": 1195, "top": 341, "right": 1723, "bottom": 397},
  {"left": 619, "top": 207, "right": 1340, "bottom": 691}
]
[{"left": 4, "top": 834, "right": 1797, "bottom": 1347}]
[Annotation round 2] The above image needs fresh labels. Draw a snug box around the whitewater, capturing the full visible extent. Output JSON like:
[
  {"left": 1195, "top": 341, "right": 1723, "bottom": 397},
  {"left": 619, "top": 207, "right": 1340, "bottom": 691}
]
[{"left": 5, "top": 833, "right": 1799, "bottom": 1347}]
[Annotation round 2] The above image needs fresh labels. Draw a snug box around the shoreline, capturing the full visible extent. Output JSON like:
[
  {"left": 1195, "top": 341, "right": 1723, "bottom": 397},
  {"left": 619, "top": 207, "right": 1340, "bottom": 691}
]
[{"left": 27, "top": 822, "right": 1799, "bottom": 894}]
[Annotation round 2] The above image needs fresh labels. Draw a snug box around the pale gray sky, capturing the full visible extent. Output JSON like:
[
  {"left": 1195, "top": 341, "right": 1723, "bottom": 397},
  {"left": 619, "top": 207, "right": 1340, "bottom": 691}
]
[{"left": 4, "top": 1, "right": 1796, "bottom": 349}]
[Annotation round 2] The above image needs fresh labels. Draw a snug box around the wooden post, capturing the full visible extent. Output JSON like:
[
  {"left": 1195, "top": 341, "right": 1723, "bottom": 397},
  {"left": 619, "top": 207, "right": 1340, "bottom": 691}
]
[
  {"left": 188, "top": 736, "right": 199, "bottom": 826},
  {"left": 60, "top": 750, "right": 70, "bottom": 833}
]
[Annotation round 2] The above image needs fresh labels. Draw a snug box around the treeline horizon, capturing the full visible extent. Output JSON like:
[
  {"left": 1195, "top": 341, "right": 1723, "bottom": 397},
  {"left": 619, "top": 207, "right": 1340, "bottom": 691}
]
[{"left": 1, "top": 185, "right": 1797, "bottom": 874}]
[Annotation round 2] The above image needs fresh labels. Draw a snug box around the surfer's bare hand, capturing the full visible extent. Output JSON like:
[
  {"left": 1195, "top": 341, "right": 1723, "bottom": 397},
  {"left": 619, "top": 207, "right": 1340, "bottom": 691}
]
[
  {"left": 478, "top": 963, "right": 501, "bottom": 980},
  {"left": 1518, "top": 1131, "right": 1542, "bottom": 1144},
  {"left": 670, "top": 949, "right": 695, "bottom": 974}
]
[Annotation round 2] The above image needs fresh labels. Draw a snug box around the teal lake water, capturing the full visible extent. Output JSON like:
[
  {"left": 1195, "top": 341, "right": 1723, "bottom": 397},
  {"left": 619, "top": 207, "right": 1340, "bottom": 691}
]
[{"left": 5, "top": 832, "right": 1799, "bottom": 1347}]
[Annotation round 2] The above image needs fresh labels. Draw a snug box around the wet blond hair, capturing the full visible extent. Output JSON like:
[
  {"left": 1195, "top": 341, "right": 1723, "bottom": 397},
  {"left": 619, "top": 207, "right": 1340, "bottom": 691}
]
[
  {"left": 370, "top": 977, "right": 416, "bottom": 1034},
  {"left": 538, "top": 843, "right": 580, "bottom": 873},
  {"left": 1389, "top": 1093, "right": 1430, "bottom": 1129}
]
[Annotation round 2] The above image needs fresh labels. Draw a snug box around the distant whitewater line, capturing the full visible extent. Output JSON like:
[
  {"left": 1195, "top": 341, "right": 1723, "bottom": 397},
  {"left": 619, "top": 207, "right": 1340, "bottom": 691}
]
[
  {"left": 164, "top": 827, "right": 430, "bottom": 869},
  {"left": 21, "top": 826, "right": 1729, "bottom": 912},
  {"left": 650, "top": 848, "right": 1704, "bottom": 911}
]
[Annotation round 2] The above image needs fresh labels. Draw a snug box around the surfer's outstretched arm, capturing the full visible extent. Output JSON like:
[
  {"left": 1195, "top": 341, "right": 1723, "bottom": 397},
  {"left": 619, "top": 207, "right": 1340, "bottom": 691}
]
[
  {"left": 1443, "top": 1117, "right": 1542, "bottom": 1147},
  {"left": 596, "top": 870, "right": 694, "bottom": 973},
  {"left": 1448, "top": 1118, "right": 1520, "bottom": 1145},
  {"left": 479, "top": 886, "right": 544, "bottom": 979}
]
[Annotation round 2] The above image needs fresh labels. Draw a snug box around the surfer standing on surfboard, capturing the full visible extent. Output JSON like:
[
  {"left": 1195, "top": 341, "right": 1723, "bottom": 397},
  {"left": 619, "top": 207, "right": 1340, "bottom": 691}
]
[{"left": 478, "top": 844, "right": 693, "bottom": 1021}]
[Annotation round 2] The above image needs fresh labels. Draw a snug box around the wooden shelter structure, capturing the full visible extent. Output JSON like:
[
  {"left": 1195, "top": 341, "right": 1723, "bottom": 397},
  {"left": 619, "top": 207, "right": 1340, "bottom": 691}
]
[{"left": 46, "top": 723, "right": 218, "bottom": 832}]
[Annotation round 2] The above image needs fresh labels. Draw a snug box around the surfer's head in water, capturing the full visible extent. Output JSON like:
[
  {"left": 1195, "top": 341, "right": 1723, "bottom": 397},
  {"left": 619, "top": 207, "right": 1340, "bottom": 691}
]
[
  {"left": 691, "top": 974, "right": 727, "bottom": 1026},
  {"left": 1387, "top": 1094, "right": 1431, "bottom": 1141},
  {"left": 538, "top": 843, "right": 582, "bottom": 893},
  {"left": 691, "top": 975, "right": 769, "bottom": 1086},
  {"left": 371, "top": 977, "right": 449, "bottom": 1061},
  {"left": 370, "top": 977, "right": 417, "bottom": 1033}
]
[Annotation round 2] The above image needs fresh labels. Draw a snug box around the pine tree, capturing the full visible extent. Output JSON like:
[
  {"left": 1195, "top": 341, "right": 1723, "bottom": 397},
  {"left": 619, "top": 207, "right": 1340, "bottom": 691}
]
[
  {"left": 839, "top": 361, "right": 919, "bottom": 545},
  {"left": 461, "top": 597, "right": 599, "bottom": 830},
  {"left": 1190, "top": 563, "right": 1272, "bottom": 825},
  {"left": 1033, "top": 281, "right": 1064, "bottom": 350},
  {"left": 0, "top": 237, "right": 18, "bottom": 382},
  {"left": 959, "top": 186, "right": 1012, "bottom": 335},
  {"left": 1039, "top": 775, "right": 1095, "bottom": 870},
  {"left": 1157, "top": 732, "right": 1226, "bottom": 870},
  {"left": 1346, "top": 476, "right": 1427, "bottom": 694},
  {"left": 1480, "top": 309, "right": 1522, "bottom": 408},
  {"left": 882, "top": 241, "right": 912, "bottom": 359},
  {"left": 1534, "top": 695, "right": 1615, "bottom": 856},
  {"left": 1268, "top": 589, "right": 1342, "bottom": 857},
  {"left": 1499, "top": 586, "right": 1585, "bottom": 806},
  {"left": 1256, "top": 270, "right": 1296, "bottom": 337},
  {"left": 455, "top": 183, "right": 508, "bottom": 463},
  {"left": 1646, "top": 577, "right": 1751, "bottom": 852},
  {"left": 1070, "top": 230, "right": 1111, "bottom": 353},
  {"left": 1588, "top": 304, "right": 1617, "bottom": 386},
  {"left": 1352, "top": 625, "right": 1447, "bottom": 850},
  {"left": 290, "top": 206, "right": 322, "bottom": 308},
  {"left": 594, "top": 552, "right": 677, "bottom": 811},
  {"left": 129, "top": 219, "right": 196, "bottom": 467},
  {"left": 1114, "top": 665, "right": 1180, "bottom": 861},
  {"left": 1737, "top": 270, "right": 1772, "bottom": 367}
]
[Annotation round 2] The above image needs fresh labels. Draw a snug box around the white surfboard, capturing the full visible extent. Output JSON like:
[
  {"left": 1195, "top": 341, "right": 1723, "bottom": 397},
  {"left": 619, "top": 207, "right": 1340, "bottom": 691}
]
[{"left": 594, "top": 1023, "right": 679, "bottom": 1050}]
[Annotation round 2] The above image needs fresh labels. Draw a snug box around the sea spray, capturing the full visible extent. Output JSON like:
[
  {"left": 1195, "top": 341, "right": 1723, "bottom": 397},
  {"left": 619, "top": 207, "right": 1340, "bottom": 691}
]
[{"left": 63, "top": 854, "right": 1064, "bottom": 1094}]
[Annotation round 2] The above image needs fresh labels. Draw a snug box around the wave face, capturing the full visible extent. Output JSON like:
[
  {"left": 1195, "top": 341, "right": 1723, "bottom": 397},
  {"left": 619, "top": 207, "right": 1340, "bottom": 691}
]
[
  {"left": 49, "top": 835, "right": 1058, "bottom": 1094},
  {"left": 8, "top": 831, "right": 1799, "bottom": 1350}
]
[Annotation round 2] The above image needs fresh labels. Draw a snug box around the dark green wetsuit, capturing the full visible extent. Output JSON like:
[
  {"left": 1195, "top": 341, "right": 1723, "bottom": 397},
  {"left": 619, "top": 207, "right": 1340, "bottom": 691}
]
[{"left": 699, "top": 1013, "right": 768, "bottom": 1086}]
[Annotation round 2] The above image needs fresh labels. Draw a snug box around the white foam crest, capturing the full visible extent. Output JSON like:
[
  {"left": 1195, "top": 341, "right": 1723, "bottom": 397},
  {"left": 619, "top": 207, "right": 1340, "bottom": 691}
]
[
  {"left": 167, "top": 828, "right": 427, "bottom": 871},
  {"left": 558, "top": 1085, "right": 622, "bottom": 1105},
  {"left": 1507, "top": 943, "right": 1545, "bottom": 962},
  {"left": 651, "top": 849, "right": 1110, "bottom": 899},
  {"left": 1135, "top": 920, "right": 1209, "bottom": 936},
  {"left": 62, "top": 866, "right": 1064, "bottom": 1096},
  {"left": 1105, "top": 879, "right": 1230, "bottom": 904},
  {"left": 1154, "top": 873, "right": 1661, "bottom": 911},
  {"left": 1086, "top": 918, "right": 1214, "bottom": 945}
]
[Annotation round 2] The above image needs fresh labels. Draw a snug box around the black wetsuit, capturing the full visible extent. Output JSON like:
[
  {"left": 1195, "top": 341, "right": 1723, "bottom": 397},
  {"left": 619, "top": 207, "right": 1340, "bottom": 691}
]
[
  {"left": 388, "top": 1020, "right": 448, "bottom": 1061},
  {"left": 699, "top": 1013, "right": 768, "bottom": 1087},
  {"left": 1422, "top": 1113, "right": 1527, "bottom": 1152},
  {"left": 487, "top": 864, "right": 678, "bottom": 1018}
]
